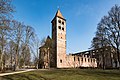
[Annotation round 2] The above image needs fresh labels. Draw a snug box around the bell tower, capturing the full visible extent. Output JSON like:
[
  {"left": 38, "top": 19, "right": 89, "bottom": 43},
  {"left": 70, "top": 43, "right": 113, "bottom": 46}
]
[{"left": 51, "top": 9, "right": 66, "bottom": 68}]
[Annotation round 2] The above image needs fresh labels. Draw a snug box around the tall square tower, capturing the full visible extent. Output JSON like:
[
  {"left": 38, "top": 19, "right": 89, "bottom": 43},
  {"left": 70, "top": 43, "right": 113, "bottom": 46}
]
[{"left": 51, "top": 9, "right": 66, "bottom": 68}]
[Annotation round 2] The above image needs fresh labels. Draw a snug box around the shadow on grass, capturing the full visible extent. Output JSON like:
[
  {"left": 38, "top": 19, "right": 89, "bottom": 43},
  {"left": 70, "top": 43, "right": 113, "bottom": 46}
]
[
  {"left": 1, "top": 69, "right": 120, "bottom": 80},
  {"left": 2, "top": 74, "right": 32, "bottom": 80},
  {"left": 79, "top": 69, "right": 120, "bottom": 78},
  {"left": 29, "top": 73, "right": 51, "bottom": 80},
  {"left": 0, "top": 76, "right": 13, "bottom": 80},
  {"left": 1, "top": 73, "right": 52, "bottom": 80}
]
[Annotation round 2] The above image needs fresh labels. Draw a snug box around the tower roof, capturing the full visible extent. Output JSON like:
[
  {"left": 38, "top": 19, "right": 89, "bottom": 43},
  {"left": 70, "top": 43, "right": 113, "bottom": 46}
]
[
  {"left": 47, "top": 35, "right": 51, "bottom": 40},
  {"left": 55, "top": 9, "right": 64, "bottom": 19},
  {"left": 51, "top": 9, "right": 66, "bottom": 23}
]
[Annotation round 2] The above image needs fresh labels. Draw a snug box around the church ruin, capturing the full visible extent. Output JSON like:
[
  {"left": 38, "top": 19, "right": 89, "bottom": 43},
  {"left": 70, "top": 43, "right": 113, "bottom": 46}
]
[{"left": 39, "top": 9, "right": 97, "bottom": 68}]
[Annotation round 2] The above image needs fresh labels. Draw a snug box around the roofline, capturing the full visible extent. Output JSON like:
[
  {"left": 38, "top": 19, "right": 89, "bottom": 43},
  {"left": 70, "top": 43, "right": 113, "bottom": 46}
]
[
  {"left": 73, "top": 46, "right": 113, "bottom": 55},
  {"left": 51, "top": 16, "right": 66, "bottom": 23}
]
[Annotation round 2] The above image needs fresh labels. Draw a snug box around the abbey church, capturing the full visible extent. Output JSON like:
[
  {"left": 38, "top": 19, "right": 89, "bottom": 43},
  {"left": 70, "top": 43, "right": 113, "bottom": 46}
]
[{"left": 39, "top": 9, "right": 97, "bottom": 68}]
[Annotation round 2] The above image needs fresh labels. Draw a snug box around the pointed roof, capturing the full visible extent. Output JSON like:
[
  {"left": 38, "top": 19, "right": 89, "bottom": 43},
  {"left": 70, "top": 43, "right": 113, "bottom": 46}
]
[
  {"left": 51, "top": 9, "right": 66, "bottom": 23},
  {"left": 55, "top": 9, "right": 64, "bottom": 19},
  {"left": 46, "top": 35, "right": 51, "bottom": 40},
  {"left": 39, "top": 36, "right": 52, "bottom": 49}
]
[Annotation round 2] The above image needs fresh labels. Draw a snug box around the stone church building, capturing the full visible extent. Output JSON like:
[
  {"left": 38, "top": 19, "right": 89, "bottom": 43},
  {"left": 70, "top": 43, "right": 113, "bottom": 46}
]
[{"left": 39, "top": 9, "right": 97, "bottom": 68}]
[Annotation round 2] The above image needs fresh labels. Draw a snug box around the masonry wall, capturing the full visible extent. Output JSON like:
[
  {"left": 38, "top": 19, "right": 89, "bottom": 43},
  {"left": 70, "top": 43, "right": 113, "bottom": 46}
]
[
  {"left": 56, "top": 17, "right": 67, "bottom": 68},
  {"left": 65, "top": 54, "right": 97, "bottom": 68}
]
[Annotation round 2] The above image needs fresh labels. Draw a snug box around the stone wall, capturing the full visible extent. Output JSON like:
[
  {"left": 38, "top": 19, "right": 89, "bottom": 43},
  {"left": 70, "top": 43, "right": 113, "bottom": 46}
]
[{"left": 64, "top": 54, "right": 97, "bottom": 68}]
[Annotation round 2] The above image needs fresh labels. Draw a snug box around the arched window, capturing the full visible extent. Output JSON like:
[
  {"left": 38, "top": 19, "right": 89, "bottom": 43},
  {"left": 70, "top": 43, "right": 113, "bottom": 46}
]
[
  {"left": 78, "top": 58, "right": 79, "bottom": 61},
  {"left": 88, "top": 59, "right": 90, "bottom": 62},
  {"left": 81, "top": 58, "right": 83, "bottom": 62},
  {"left": 60, "top": 59, "right": 62, "bottom": 63},
  {"left": 62, "top": 27, "right": 64, "bottom": 31},
  {"left": 74, "top": 57, "right": 75, "bottom": 61},
  {"left": 93, "top": 59, "right": 95, "bottom": 62},
  {"left": 91, "top": 59, "right": 92, "bottom": 62},
  {"left": 58, "top": 26, "right": 61, "bottom": 29},
  {"left": 58, "top": 20, "right": 61, "bottom": 23},
  {"left": 62, "top": 22, "right": 64, "bottom": 25},
  {"left": 85, "top": 58, "right": 86, "bottom": 62}
]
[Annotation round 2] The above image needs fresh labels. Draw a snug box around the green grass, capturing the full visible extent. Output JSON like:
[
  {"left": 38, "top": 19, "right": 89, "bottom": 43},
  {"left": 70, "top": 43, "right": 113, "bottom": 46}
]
[{"left": 1, "top": 69, "right": 120, "bottom": 80}]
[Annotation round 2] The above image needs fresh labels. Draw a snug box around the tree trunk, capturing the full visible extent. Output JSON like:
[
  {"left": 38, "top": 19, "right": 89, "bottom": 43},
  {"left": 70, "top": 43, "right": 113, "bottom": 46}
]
[
  {"left": 15, "top": 48, "right": 19, "bottom": 70},
  {"left": 102, "top": 54, "right": 105, "bottom": 70},
  {"left": 37, "top": 64, "right": 38, "bottom": 69},
  {"left": 117, "top": 48, "right": 120, "bottom": 68},
  {"left": 102, "top": 48, "right": 105, "bottom": 70},
  {"left": 10, "top": 52, "right": 13, "bottom": 70},
  {"left": 110, "top": 52, "right": 113, "bottom": 68},
  {"left": 1, "top": 52, "right": 4, "bottom": 72},
  {"left": 23, "top": 61, "right": 25, "bottom": 69},
  {"left": 48, "top": 48, "right": 50, "bottom": 69},
  {"left": 1, "top": 33, "right": 4, "bottom": 72}
]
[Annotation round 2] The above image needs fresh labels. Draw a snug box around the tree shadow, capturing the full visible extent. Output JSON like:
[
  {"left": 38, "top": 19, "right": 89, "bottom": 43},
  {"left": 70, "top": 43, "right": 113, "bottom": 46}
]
[
  {"left": 81, "top": 69, "right": 120, "bottom": 78},
  {"left": 1, "top": 74, "right": 33, "bottom": 80},
  {"left": 1, "top": 73, "right": 52, "bottom": 80}
]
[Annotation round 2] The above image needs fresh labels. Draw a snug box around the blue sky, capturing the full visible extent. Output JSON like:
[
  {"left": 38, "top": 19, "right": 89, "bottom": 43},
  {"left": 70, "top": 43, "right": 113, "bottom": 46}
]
[{"left": 12, "top": 0, "right": 120, "bottom": 54}]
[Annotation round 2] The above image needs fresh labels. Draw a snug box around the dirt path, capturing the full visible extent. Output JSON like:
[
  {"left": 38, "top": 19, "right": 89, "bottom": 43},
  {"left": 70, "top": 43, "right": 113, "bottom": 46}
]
[{"left": 0, "top": 69, "right": 35, "bottom": 76}]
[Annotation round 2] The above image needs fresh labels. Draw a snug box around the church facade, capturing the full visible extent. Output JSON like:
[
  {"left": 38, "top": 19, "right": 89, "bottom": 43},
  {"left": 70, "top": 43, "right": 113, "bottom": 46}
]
[{"left": 39, "top": 9, "right": 97, "bottom": 68}]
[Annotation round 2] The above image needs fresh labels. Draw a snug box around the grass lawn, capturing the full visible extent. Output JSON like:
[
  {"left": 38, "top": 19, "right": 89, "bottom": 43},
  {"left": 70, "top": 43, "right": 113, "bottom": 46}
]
[{"left": 0, "top": 69, "right": 120, "bottom": 80}]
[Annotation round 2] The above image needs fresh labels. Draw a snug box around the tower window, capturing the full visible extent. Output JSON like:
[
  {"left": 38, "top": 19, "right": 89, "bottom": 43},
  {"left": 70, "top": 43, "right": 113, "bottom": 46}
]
[
  {"left": 60, "top": 59, "right": 62, "bottom": 63},
  {"left": 58, "top": 26, "right": 61, "bottom": 29},
  {"left": 78, "top": 58, "right": 79, "bottom": 61},
  {"left": 58, "top": 20, "right": 61, "bottom": 23},
  {"left": 62, "top": 27, "right": 64, "bottom": 31},
  {"left": 62, "top": 22, "right": 64, "bottom": 25}
]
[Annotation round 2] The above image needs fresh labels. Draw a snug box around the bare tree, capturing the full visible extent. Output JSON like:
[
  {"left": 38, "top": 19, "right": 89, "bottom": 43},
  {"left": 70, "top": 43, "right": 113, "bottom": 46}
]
[
  {"left": 91, "top": 5, "right": 120, "bottom": 69},
  {"left": 0, "top": 0, "right": 14, "bottom": 21},
  {"left": 101, "top": 5, "right": 120, "bottom": 68},
  {"left": 21, "top": 25, "right": 34, "bottom": 69},
  {"left": 32, "top": 35, "right": 40, "bottom": 69},
  {"left": 11, "top": 20, "right": 24, "bottom": 70},
  {"left": 91, "top": 23, "right": 109, "bottom": 69},
  {"left": 0, "top": 0, "right": 14, "bottom": 71},
  {"left": 0, "top": 25, "right": 11, "bottom": 71},
  {"left": 7, "top": 40, "right": 16, "bottom": 70}
]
